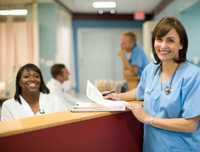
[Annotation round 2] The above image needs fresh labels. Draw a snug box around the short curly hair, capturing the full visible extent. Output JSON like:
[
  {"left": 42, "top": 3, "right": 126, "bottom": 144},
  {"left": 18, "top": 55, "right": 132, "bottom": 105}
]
[{"left": 50, "top": 64, "right": 66, "bottom": 79}]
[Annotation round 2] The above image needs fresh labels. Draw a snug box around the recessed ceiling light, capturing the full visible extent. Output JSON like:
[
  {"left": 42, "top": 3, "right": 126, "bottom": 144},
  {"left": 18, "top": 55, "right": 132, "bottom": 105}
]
[
  {"left": 98, "top": 10, "right": 104, "bottom": 14},
  {"left": 0, "top": 9, "right": 28, "bottom": 16},
  {"left": 92, "top": 1, "right": 116, "bottom": 8},
  {"left": 110, "top": 9, "right": 116, "bottom": 14}
]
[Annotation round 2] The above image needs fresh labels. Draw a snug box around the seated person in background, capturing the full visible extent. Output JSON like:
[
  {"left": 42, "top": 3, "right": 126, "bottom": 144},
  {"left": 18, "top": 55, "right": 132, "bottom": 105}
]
[
  {"left": 1, "top": 63, "right": 66, "bottom": 121},
  {"left": 118, "top": 32, "right": 148, "bottom": 90},
  {"left": 47, "top": 64, "right": 79, "bottom": 106}
]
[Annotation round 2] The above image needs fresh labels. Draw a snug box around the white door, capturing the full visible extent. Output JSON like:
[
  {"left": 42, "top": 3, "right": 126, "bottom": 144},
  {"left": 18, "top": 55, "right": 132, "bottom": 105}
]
[{"left": 78, "top": 28, "right": 142, "bottom": 93}]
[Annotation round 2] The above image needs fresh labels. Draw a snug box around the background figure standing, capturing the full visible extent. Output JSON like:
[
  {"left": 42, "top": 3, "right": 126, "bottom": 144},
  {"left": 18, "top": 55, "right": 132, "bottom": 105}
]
[
  {"left": 47, "top": 64, "right": 79, "bottom": 107},
  {"left": 118, "top": 32, "right": 148, "bottom": 90}
]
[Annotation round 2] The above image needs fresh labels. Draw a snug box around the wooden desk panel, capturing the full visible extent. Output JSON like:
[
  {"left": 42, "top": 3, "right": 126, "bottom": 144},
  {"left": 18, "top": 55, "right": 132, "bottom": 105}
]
[
  {"left": 0, "top": 112, "right": 112, "bottom": 137},
  {"left": 0, "top": 112, "right": 143, "bottom": 152}
]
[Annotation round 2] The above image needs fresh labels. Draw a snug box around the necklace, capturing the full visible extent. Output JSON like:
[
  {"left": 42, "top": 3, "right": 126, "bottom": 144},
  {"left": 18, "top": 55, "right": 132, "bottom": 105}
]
[{"left": 160, "top": 64, "right": 179, "bottom": 95}]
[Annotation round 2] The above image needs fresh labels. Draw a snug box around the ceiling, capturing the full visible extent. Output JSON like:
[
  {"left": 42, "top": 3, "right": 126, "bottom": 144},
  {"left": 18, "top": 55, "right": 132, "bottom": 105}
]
[
  {"left": 0, "top": 0, "right": 199, "bottom": 16},
  {"left": 0, "top": 0, "right": 36, "bottom": 7},
  {"left": 57, "top": 0, "right": 162, "bottom": 14}
]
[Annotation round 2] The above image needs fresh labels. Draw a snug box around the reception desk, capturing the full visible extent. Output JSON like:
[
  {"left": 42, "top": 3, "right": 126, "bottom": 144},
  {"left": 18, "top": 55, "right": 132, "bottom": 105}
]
[{"left": 0, "top": 108, "right": 143, "bottom": 152}]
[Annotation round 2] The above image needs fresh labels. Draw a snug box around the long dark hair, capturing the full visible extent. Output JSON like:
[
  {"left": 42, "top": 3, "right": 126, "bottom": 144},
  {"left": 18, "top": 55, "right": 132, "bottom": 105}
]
[
  {"left": 14, "top": 63, "right": 49, "bottom": 104},
  {"left": 152, "top": 17, "right": 188, "bottom": 64}
]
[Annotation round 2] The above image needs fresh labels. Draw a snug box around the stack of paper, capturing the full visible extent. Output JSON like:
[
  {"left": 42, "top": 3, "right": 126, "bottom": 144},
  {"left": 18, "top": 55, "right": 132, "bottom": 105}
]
[{"left": 71, "top": 80, "right": 128, "bottom": 112}]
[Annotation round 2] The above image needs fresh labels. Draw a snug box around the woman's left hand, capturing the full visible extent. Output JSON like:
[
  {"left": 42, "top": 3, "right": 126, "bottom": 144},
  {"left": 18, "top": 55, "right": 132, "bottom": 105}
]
[{"left": 129, "top": 106, "right": 151, "bottom": 124}]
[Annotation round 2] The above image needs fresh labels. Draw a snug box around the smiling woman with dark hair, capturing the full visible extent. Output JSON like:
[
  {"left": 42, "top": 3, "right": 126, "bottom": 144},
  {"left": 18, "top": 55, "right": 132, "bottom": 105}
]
[
  {"left": 105, "top": 17, "right": 200, "bottom": 151},
  {"left": 1, "top": 63, "right": 66, "bottom": 121}
]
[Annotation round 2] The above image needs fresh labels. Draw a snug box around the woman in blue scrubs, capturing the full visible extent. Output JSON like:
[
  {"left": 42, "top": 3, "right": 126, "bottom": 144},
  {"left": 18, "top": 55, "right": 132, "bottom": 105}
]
[{"left": 106, "top": 17, "right": 200, "bottom": 152}]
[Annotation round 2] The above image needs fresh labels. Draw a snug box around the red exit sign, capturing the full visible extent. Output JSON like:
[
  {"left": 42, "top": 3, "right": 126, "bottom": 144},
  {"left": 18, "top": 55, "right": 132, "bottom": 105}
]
[{"left": 134, "top": 11, "right": 145, "bottom": 20}]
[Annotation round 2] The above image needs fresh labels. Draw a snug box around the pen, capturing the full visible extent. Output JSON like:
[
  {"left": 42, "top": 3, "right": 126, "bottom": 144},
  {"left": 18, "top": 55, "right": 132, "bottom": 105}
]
[{"left": 102, "top": 90, "right": 115, "bottom": 96}]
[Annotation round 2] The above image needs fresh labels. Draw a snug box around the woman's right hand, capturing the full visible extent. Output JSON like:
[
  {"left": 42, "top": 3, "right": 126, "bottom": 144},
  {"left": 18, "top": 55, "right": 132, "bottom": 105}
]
[{"left": 104, "top": 93, "right": 121, "bottom": 100}]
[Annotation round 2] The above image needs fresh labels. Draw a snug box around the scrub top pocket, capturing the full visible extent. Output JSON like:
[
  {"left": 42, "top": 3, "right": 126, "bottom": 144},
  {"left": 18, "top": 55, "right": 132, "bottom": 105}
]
[{"left": 144, "top": 85, "right": 161, "bottom": 116}]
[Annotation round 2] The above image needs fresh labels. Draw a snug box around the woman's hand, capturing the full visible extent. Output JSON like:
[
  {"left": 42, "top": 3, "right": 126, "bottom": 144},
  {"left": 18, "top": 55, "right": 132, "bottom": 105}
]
[
  {"left": 127, "top": 106, "right": 152, "bottom": 124},
  {"left": 104, "top": 93, "right": 121, "bottom": 100}
]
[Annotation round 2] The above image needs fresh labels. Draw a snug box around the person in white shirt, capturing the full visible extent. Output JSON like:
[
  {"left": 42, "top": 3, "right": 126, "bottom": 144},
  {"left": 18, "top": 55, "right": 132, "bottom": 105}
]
[
  {"left": 47, "top": 64, "right": 70, "bottom": 94},
  {"left": 47, "top": 64, "right": 79, "bottom": 106},
  {"left": 1, "top": 63, "right": 66, "bottom": 121}
]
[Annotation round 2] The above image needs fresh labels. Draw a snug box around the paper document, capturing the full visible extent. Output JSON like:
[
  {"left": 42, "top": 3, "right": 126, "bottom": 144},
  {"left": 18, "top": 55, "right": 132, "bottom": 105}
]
[{"left": 71, "top": 80, "right": 128, "bottom": 112}]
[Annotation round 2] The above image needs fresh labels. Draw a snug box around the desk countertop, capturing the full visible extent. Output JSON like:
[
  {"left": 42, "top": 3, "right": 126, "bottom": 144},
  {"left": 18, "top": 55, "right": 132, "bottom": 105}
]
[{"left": 0, "top": 101, "right": 142, "bottom": 138}]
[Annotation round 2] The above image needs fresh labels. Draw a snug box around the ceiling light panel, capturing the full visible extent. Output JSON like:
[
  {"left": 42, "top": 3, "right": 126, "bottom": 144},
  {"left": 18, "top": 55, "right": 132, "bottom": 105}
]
[{"left": 92, "top": 1, "right": 116, "bottom": 8}]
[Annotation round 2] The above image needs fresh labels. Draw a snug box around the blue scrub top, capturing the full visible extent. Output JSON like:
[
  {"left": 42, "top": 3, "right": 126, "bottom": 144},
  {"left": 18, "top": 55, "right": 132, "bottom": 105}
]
[
  {"left": 136, "top": 62, "right": 200, "bottom": 152},
  {"left": 129, "top": 44, "right": 148, "bottom": 77}
]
